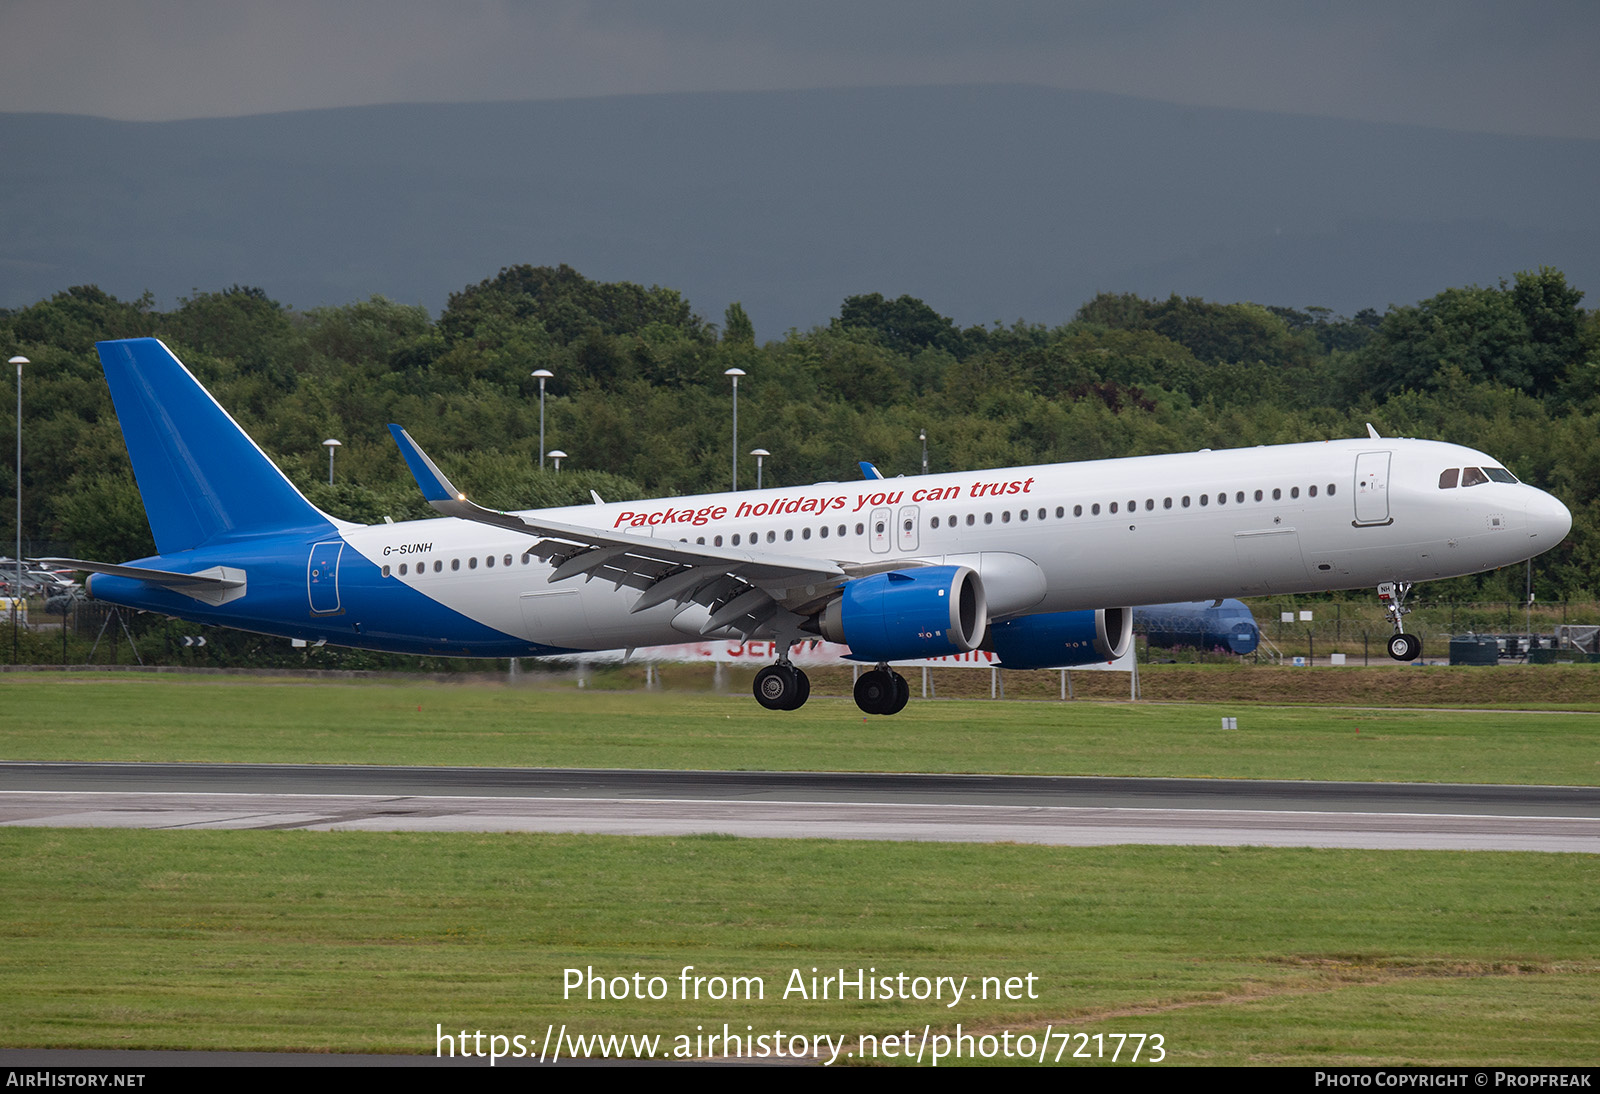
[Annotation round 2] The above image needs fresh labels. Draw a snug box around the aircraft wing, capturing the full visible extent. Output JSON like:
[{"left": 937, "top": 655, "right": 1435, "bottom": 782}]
[{"left": 388, "top": 426, "right": 862, "bottom": 636}]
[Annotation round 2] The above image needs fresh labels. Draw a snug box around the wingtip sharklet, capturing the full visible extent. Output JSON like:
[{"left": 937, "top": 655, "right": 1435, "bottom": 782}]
[{"left": 387, "top": 424, "right": 461, "bottom": 504}]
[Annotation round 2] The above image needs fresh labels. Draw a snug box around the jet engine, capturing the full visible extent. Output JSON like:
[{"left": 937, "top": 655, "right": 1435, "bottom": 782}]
[
  {"left": 818, "top": 565, "right": 987, "bottom": 662},
  {"left": 987, "top": 607, "right": 1133, "bottom": 669}
]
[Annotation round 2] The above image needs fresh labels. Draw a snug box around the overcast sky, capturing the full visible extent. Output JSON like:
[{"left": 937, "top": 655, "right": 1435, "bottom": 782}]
[{"left": 2, "top": 0, "right": 1597, "bottom": 138}]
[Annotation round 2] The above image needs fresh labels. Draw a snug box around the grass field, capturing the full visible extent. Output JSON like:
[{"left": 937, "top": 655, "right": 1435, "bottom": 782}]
[
  {"left": 3, "top": 671, "right": 1599, "bottom": 784},
  {"left": 2, "top": 830, "right": 1595, "bottom": 1066},
  {"left": 2, "top": 670, "right": 1596, "bottom": 1065}
]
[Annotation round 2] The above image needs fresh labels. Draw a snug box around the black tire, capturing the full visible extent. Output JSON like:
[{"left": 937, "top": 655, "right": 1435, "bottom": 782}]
[
  {"left": 854, "top": 669, "right": 894, "bottom": 715},
  {"left": 754, "top": 664, "right": 799, "bottom": 710},
  {"left": 1387, "top": 633, "right": 1422, "bottom": 662},
  {"left": 790, "top": 669, "right": 810, "bottom": 710},
  {"left": 885, "top": 671, "right": 910, "bottom": 715}
]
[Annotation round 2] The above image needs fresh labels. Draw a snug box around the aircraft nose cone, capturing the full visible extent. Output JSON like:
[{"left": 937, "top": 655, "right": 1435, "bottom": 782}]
[{"left": 1525, "top": 490, "right": 1572, "bottom": 547}]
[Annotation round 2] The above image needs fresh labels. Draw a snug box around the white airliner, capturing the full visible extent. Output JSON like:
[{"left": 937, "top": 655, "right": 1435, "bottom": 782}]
[{"left": 47, "top": 338, "right": 1572, "bottom": 716}]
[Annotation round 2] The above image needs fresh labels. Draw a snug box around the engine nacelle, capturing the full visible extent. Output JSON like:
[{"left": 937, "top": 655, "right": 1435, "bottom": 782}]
[
  {"left": 988, "top": 607, "right": 1133, "bottom": 669},
  {"left": 819, "top": 565, "right": 987, "bottom": 662}
]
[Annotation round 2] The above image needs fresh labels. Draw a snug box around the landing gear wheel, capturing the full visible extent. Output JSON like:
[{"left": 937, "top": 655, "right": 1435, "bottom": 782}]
[
  {"left": 1387, "top": 633, "right": 1422, "bottom": 662},
  {"left": 791, "top": 668, "right": 810, "bottom": 709},
  {"left": 854, "top": 669, "right": 894, "bottom": 715},
  {"left": 854, "top": 668, "right": 910, "bottom": 715},
  {"left": 754, "top": 663, "right": 809, "bottom": 710},
  {"left": 886, "top": 671, "right": 910, "bottom": 715}
]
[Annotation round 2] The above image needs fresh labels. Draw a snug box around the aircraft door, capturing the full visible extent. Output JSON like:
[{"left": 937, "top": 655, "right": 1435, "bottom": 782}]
[
  {"left": 869, "top": 507, "right": 892, "bottom": 554},
  {"left": 307, "top": 541, "right": 344, "bottom": 614},
  {"left": 897, "top": 505, "right": 920, "bottom": 551},
  {"left": 1354, "top": 451, "right": 1393, "bottom": 526}
]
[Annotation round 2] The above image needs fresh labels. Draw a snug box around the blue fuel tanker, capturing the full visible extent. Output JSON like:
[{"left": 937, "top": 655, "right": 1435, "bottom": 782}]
[{"left": 1134, "top": 600, "right": 1260, "bottom": 655}]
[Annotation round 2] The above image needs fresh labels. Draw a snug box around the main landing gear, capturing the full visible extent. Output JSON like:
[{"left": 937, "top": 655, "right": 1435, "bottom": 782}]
[
  {"left": 1378, "top": 580, "right": 1423, "bottom": 662},
  {"left": 854, "top": 664, "right": 909, "bottom": 716},
  {"left": 753, "top": 659, "right": 810, "bottom": 711},
  {"left": 751, "top": 651, "right": 909, "bottom": 715}
]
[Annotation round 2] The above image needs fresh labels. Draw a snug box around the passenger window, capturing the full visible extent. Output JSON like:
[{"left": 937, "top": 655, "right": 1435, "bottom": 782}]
[
  {"left": 382, "top": 565, "right": 391, "bottom": 577},
  {"left": 1163, "top": 497, "right": 1172, "bottom": 509},
  {"left": 966, "top": 514, "right": 975, "bottom": 526},
  {"left": 485, "top": 555, "right": 494, "bottom": 567},
  {"left": 855, "top": 523, "right": 864, "bottom": 535},
  {"left": 1216, "top": 492, "right": 1226, "bottom": 505},
  {"left": 1110, "top": 502, "right": 1118, "bottom": 514},
  {"left": 1291, "top": 486, "right": 1300, "bottom": 498},
  {"left": 1091, "top": 503, "right": 1101, "bottom": 515},
  {"left": 1038, "top": 508, "right": 1046, "bottom": 520},
  {"left": 820, "top": 526, "right": 829, "bottom": 538},
  {"left": 767, "top": 531, "right": 776, "bottom": 543},
  {"left": 468, "top": 557, "right": 478, "bottom": 570},
  {"left": 1272, "top": 488, "right": 1281, "bottom": 501},
  {"left": 1309, "top": 485, "right": 1318, "bottom": 498},
  {"left": 450, "top": 559, "right": 460, "bottom": 571},
  {"left": 1145, "top": 499, "right": 1154, "bottom": 511},
  {"left": 398, "top": 563, "right": 406, "bottom": 576},
  {"left": 930, "top": 516, "right": 940, "bottom": 529},
  {"left": 1199, "top": 494, "right": 1209, "bottom": 506},
  {"left": 434, "top": 561, "right": 443, "bottom": 572},
  {"left": 503, "top": 555, "right": 512, "bottom": 567},
  {"left": 984, "top": 512, "right": 994, "bottom": 524},
  {"left": 1018, "top": 509, "right": 1028, "bottom": 522},
  {"left": 1056, "top": 507, "right": 1065, "bottom": 518},
  {"left": 1235, "top": 491, "right": 1245, "bottom": 504},
  {"left": 1254, "top": 490, "right": 1263, "bottom": 502},
  {"left": 1327, "top": 483, "right": 1337, "bottom": 495},
  {"left": 714, "top": 536, "right": 723, "bottom": 546},
  {"left": 1073, "top": 505, "right": 1082, "bottom": 517},
  {"left": 1182, "top": 496, "right": 1191, "bottom": 508},
  {"left": 732, "top": 534, "right": 741, "bottom": 545}
]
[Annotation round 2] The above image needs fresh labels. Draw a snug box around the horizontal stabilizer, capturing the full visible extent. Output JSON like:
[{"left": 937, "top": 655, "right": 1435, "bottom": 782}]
[{"left": 37, "top": 558, "right": 247, "bottom": 606}]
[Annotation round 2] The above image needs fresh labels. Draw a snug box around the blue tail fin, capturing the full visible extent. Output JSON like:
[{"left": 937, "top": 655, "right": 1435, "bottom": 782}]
[{"left": 96, "top": 338, "right": 338, "bottom": 554}]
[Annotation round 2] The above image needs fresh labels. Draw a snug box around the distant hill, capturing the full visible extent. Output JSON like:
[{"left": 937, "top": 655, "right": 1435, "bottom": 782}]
[{"left": 3, "top": 85, "right": 1597, "bottom": 334}]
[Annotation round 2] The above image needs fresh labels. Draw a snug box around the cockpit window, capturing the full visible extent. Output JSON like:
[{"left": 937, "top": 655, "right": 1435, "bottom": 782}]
[
  {"left": 1438, "top": 468, "right": 1459, "bottom": 489},
  {"left": 1461, "top": 467, "right": 1489, "bottom": 487},
  {"left": 1484, "top": 466, "right": 1518, "bottom": 483}
]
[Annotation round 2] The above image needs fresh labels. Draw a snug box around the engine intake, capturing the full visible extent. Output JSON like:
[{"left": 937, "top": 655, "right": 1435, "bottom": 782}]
[{"left": 819, "top": 565, "right": 987, "bottom": 662}]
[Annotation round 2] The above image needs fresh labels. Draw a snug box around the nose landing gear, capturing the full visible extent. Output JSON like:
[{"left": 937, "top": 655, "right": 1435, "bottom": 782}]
[{"left": 1378, "top": 581, "right": 1422, "bottom": 662}]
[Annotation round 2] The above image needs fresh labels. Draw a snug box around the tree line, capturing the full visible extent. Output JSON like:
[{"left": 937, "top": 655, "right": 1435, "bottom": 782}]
[{"left": 3, "top": 264, "right": 1596, "bottom": 604}]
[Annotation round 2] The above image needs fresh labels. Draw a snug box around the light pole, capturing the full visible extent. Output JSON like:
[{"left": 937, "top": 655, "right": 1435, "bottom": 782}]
[
  {"left": 322, "top": 438, "right": 341, "bottom": 485},
  {"left": 548, "top": 449, "right": 567, "bottom": 473},
  {"left": 10, "top": 355, "right": 26, "bottom": 663},
  {"left": 724, "top": 368, "right": 745, "bottom": 491},
  {"left": 750, "top": 448, "right": 769, "bottom": 490},
  {"left": 920, "top": 429, "right": 928, "bottom": 475},
  {"left": 532, "top": 369, "right": 553, "bottom": 470}
]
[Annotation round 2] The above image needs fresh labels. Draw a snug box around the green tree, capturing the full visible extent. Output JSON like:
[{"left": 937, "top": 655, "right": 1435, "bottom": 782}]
[
  {"left": 722, "top": 301, "right": 755, "bottom": 346},
  {"left": 836, "top": 292, "right": 972, "bottom": 359}
]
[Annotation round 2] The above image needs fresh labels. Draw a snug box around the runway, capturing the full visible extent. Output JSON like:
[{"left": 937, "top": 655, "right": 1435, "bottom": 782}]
[{"left": 3, "top": 762, "right": 1598, "bottom": 852}]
